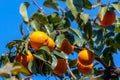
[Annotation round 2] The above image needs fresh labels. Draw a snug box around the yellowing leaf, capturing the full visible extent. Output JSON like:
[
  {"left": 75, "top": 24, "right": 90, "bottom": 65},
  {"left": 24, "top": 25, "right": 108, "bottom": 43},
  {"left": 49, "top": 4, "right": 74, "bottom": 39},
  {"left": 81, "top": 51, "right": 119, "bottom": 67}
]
[{"left": 19, "top": 2, "right": 30, "bottom": 22}]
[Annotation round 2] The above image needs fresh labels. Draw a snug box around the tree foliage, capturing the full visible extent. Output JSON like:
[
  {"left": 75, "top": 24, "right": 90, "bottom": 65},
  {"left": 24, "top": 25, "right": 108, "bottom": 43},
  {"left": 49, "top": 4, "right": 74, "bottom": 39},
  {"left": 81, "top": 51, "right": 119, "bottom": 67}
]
[{"left": 0, "top": 0, "right": 120, "bottom": 80}]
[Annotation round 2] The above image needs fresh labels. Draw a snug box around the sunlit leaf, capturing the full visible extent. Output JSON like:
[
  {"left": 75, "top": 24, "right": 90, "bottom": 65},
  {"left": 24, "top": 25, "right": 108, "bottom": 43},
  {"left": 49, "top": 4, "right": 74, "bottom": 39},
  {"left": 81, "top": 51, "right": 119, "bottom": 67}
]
[
  {"left": 53, "top": 50, "right": 68, "bottom": 60},
  {"left": 19, "top": 2, "right": 30, "bottom": 22},
  {"left": 0, "top": 62, "right": 13, "bottom": 78},
  {"left": 66, "top": 0, "right": 79, "bottom": 18},
  {"left": 80, "top": 13, "right": 90, "bottom": 24},
  {"left": 12, "top": 62, "right": 31, "bottom": 76},
  {"left": 51, "top": 55, "right": 57, "bottom": 69},
  {"left": 98, "top": 6, "right": 108, "bottom": 20},
  {"left": 112, "top": 2, "right": 120, "bottom": 13},
  {"left": 74, "top": 38, "right": 85, "bottom": 48}
]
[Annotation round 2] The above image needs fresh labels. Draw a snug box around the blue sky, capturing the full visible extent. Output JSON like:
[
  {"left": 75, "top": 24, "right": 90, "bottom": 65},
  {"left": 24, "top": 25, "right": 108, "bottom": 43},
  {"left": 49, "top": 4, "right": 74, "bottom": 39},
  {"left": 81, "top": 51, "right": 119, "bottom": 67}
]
[{"left": 0, "top": 0, "right": 120, "bottom": 79}]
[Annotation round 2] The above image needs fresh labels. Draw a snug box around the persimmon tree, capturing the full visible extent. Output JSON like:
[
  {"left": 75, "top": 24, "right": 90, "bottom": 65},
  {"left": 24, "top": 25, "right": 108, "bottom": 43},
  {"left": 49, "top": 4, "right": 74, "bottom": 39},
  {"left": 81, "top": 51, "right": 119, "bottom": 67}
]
[{"left": 0, "top": 0, "right": 120, "bottom": 80}]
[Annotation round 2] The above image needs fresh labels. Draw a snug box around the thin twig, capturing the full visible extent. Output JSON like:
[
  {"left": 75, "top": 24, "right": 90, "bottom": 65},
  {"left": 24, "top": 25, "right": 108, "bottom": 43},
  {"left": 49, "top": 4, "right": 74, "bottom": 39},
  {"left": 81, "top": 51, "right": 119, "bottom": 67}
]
[
  {"left": 66, "top": 60, "right": 77, "bottom": 80},
  {"left": 32, "top": 0, "right": 46, "bottom": 14}
]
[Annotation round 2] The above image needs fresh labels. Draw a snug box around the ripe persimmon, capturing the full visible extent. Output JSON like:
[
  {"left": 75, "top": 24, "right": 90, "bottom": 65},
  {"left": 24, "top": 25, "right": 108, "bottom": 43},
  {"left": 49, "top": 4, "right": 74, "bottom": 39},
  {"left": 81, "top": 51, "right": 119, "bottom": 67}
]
[
  {"left": 29, "top": 31, "right": 49, "bottom": 50},
  {"left": 47, "top": 37, "right": 55, "bottom": 51},
  {"left": 57, "top": 39, "right": 74, "bottom": 55},
  {"left": 98, "top": 11, "right": 116, "bottom": 26},
  {"left": 15, "top": 50, "right": 33, "bottom": 76},
  {"left": 78, "top": 48, "right": 94, "bottom": 65},
  {"left": 77, "top": 60, "right": 92, "bottom": 75},
  {"left": 53, "top": 59, "right": 67, "bottom": 75}
]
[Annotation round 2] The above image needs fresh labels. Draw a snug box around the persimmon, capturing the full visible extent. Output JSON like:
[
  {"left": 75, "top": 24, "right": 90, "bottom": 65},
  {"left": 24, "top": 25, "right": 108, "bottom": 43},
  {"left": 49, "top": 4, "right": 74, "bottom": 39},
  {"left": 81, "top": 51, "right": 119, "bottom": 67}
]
[
  {"left": 47, "top": 37, "right": 55, "bottom": 51},
  {"left": 53, "top": 59, "right": 67, "bottom": 75},
  {"left": 15, "top": 50, "right": 33, "bottom": 76},
  {"left": 29, "top": 31, "right": 49, "bottom": 50},
  {"left": 77, "top": 60, "right": 92, "bottom": 75},
  {"left": 98, "top": 11, "right": 116, "bottom": 26},
  {"left": 78, "top": 48, "right": 94, "bottom": 65},
  {"left": 57, "top": 39, "right": 74, "bottom": 55}
]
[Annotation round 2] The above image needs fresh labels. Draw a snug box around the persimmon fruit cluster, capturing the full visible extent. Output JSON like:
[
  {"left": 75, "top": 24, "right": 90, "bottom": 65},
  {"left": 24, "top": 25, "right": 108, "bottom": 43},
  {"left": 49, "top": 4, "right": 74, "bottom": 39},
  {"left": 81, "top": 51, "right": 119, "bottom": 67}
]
[
  {"left": 77, "top": 48, "right": 95, "bottom": 75},
  {"left": 29, "top": 31, "right": 55, "bottom": 51}
]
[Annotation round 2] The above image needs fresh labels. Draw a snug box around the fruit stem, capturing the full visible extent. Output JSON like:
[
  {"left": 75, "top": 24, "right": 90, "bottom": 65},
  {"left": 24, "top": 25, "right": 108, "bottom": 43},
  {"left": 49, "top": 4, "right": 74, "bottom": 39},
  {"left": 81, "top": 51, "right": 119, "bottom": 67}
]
[{"left": 66, "top": 60, "right": 77, "bottom": 80}]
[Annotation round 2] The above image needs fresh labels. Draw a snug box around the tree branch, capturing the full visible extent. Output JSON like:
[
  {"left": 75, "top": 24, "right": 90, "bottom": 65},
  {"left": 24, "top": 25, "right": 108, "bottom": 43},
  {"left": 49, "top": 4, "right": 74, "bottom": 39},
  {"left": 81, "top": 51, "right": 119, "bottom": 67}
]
[
  {"left": 95, "top": 57, "right": 108, "bottom": 69},
  {"left": 32, "top": 0, "right": 46, "bottom": 14},
  {"left": 66, "top": 60, "right": 77, "bottom": 80}
]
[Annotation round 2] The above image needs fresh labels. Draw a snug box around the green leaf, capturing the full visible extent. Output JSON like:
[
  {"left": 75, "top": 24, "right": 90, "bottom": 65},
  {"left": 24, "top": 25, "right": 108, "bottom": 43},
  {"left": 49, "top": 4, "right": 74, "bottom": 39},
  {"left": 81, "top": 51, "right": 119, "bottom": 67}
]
[
  {"left": 80, "top": 13, "right": 90, "bottom": 24},
  {"left": 82, "top": 22, "right": 92, "bottom": 40},
  {"left": 6, "top": 40, "right": 24, "bottom": 50},
  {"left": 82, "top": 0, "right": 92, "bottom": 9},
  {"left": 74, "top": 38, "right": 85, "bottom": 48},
  {"left": 115, "top": 33, "right": 120, "bottom": 44},
  {"left": 51, "top": 55, "right": 57, "bottom": 69},
  {"left": 30, "top": 19, "right": 40, "bottom": 31},
  {"left": 28, "top": 60, "right": 37, "bottom": 74},
  {"left": 69, "top": 28, "right": 82, "bottom": 39},
  {"left": 65, "top": 11, "right": 75, "bottom": 21},
  {"left": 92, "top": 29, "right": 103, "bottom": 44},
  {"left": 12, "top": 62, "right": 31, "bottom": 76},
  {"left": 33, "top": 53, "right": 51, "bottom": 64},
  {"left": 31, "top": 11, "right": 49, "bottom": 25},
  {"left": 20, "top": 23, "right": 24, "bottom": 35},
  {"left": 39, "top": 46, "right": 50, "bottom": 54},
  {"left": 112, "top": 2, "right": 120, "bottom": 13},
  {"left": 64, "top": 32, "right": 75, "bottom": 44},
  {"left": 98, "top": 6, "right": 108, "bottom": 20},
  {"left": 115, "top": 17, "right": 120, "bottom": 32},
  {"left": 73, "top": 0, "right": 83, "bottom": 12},
  {"left": 19, "top": 2, "right": 30, "bottom": 22},
  {"left": 47, "top": 12, "right": 61, "bottom": 24},
  {"left": 94, "top": 23, "right": 103, "bottom": 29},
  {"left": 43, "top": 0, "right": 59, "bottom": 10},
  {"left": 53, "top": 50, "right": 68, "bottom": 60},
  {"left": 66, "top": 0, "right": 79, "bottom": 18},
  {"left": 55, "top": 34, "right": 65, "bottom": 47},
  {"left": 43, "top": 63, "right": 53, "bottom": 75},
  {"left": 68, "top": 59, "right": 77, "bottom": 68}
]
